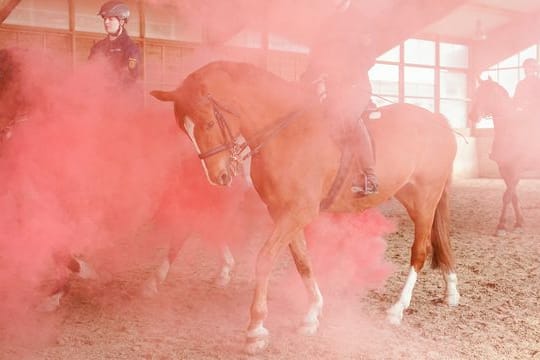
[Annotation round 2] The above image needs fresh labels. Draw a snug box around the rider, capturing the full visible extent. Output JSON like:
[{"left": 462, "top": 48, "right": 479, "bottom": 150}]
[
  {"left": 301, "top": 0, "right": 378, "bottom": 196},
  {"left": 514, "top": 58, "right": 540, "bottom": 114},
  {"left": 89, "top": 1, "right": 141, "bottom": 86}
]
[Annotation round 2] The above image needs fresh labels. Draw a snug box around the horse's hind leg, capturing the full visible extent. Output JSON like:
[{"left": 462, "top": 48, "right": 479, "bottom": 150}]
[
  {"left": 289, "top": 231, "right": 323, "bottom": 335},
  {"left": 496, "top": 167, "right": 519, "bottom": 235},
  {"left": 390, "top": 184, "right": 458, "bottom": 324},
  {"left": 511, "top": 186, "right": 524, "bottom": 229}
]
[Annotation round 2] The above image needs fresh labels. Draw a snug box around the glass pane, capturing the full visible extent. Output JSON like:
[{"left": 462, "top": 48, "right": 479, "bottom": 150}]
[
  {"left": 225, "top": 30, "right": 261, "bottom": 48},
  {"left": 519, "top": 45, "right": 537, "bottom": 63},
  {"left": 74, "top": 0, "right": 140, "bottom": 36},
  {"left": 440, "top": 42, "right": 468, "bottom": 68},
  {"left": 480, "top": 69, "right": 498, "bottom": 81},
  {"left": 145, "top": 3, "right": 202, "bottom": 41},
  {"left": 498, "top": 69, "right": 519, "bottom": 96},
  {"left": 372, "top": 95, "right": 398, "bottom": 108},
  {"left": 476, "top": 115, "right": 494, "bottom": 129},
  {"left": 404, "top": 97, "right": 434, "bottom": 112},
  {"left": 4, "top": 0, "right": 69, "bottom": 30},
  {"left": 268, "top": 34, "right": 309, "bottom": 53},
  {"left": 440, "top": 99, "right": 467, "bottom": 128},
  {"left": 404, "top": 39, "right": 435, "bottom": 66},
  {"left": 498, "top": 54, "right": 519, "bottom": 69},
  {"left": 377, "top": 46, "right": 399, "bottom": 62},
  {"left": 369, "top": 64, "right": 399, "bottom": 96},
  {"left": 404, "top": 66, "right": 434, "bottom": 97},
  {"left": 440, "top": 70, "right": 467, "bottom": 99}
]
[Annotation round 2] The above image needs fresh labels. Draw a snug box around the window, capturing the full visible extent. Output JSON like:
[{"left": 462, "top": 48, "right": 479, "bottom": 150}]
[
  {"left": 377, "top": 46, "right": 399, "bottom": 63},
  {"left": 440, "top": 70, "right": 467, "bottom": 99},
  {"left": 145, "top": 3, "right": 202, "bottom": 42},
  {"left": 268, "top": 34, "right": 309, "bottom": 53},
  {"left": 440, "top": 42, "right": 468, "bottom": 68},
  {"left": 225, "top": 30, "right": 261, "bottom": 49},
  {"left": 440, "top": 99, "right": 467, "bottom": 128},
  {"left": 404, "top": 66, "right": 434, "bottom": 98},
  {"left": 369, "top": 64, "right": 399, "bottom": 96},
  {"left": 404, "top": 39, "right": 435, "bottom": 66},
  {"left": 4, "top": 0, "right": 69, "bottom": 30}
]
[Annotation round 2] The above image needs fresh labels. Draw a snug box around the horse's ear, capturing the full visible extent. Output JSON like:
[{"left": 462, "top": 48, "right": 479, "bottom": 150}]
[{"left": 150, "top": 90, "right": 179, "bottom": 102}]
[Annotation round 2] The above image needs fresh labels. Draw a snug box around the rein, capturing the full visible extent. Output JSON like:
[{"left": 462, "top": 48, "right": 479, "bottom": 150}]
[{"left": 198, "top": 94, "right": 302, "bottom": 172}]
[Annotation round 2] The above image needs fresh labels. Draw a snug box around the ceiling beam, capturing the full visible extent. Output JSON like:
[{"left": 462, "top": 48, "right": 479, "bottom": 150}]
[
  {"left": 0, "top": 0, "right": 20, "bottom": 24},
  {"left": 372, "top": 0, "right": 468, "bottom": 55},
  {"left": 470, "top": 10, "right": 540, "bottom": 74}
]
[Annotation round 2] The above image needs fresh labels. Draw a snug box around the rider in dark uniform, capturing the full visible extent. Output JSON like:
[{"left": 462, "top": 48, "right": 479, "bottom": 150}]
[
  {"left": 301, "top": 0, "right": 378, "bottom": 196},
  {"left": 514, "top": 58, "right": 540, "bottom": 114},
  {"left": 89, "top": 1, "right": 141, "bottom": 86}
]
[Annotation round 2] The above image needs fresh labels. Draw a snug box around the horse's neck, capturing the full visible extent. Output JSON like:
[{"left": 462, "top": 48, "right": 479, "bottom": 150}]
[{"left": 492, "top": 93, "right": 514, "bottom": 128}]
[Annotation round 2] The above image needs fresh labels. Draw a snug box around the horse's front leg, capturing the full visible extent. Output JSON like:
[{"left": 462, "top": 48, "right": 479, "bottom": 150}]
[
  {"left": 245, "top": 216, "right": 304, "bottom": 354},
  {"left": 496, "top": 188, "right": 512, "bottom": 236},
  {"left": 142, "top": 236, "right": 187, "bottom": 297},
  {"left": 289, "top": 232, "right": 323, "bottom": 335},
  {"left": 215, "top": 244, "right": 235, "bottom": 287}
]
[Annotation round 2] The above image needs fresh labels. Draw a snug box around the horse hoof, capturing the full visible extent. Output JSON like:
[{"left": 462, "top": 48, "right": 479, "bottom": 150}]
[
  {"left": 386, "top": 304, "right": 403, "bottom": 325},
  {"left": 244, "top": 337, "right": 269, "bottom": 355},
  {"left": 298, "top": 319, "right": 319, "bottom": 336},
  {"left": 36, "top": 293, "right": 63, "bottom": 313},
  {"left": 447, "top": 292, "right": 460, "bottom": 307},
  {"left": 494, "top": 229, "right": 507, "bottom": 237},
  {"left": 141, "top": 278, "right": 159, "bottom": 298}
]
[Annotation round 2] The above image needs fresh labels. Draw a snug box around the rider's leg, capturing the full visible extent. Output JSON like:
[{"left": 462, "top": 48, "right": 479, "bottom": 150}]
[{"left": 349, "top": 118, "right": 378, "bottom": 195}]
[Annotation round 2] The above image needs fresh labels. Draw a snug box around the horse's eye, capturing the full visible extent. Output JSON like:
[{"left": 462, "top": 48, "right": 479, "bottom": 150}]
[{"left": 205, "top": 120, "right": 215, "bottom": 130}]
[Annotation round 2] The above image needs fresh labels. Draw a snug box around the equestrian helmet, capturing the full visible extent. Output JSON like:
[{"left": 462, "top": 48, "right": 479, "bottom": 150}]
[{"left": 98, "top": 1, "right": 130, "bottom": 20}]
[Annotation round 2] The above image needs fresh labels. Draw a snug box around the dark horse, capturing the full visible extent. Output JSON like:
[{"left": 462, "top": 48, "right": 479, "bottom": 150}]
[
  {"left": 0, "top": 48, "right": 244, "bottom": 312},
  {"left": 152, "top": 61, "right": 460, "bottom": 354},
  {"left": 469, "top": 78, "right": 540, "bottom": 235}
]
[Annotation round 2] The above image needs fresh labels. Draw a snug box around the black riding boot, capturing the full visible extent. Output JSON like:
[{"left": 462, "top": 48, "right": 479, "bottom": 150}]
[{"left": 350, "top": 119, "right": 379, "bottom": 196}]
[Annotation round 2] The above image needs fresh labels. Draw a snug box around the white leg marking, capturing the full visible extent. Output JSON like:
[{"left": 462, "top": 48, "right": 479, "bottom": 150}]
[
  {"left": 387, "top": 266, "right": 418, "bottom": 325},
  {"left": 445, "top": 272, "right": 460, "bottom": 306},
  {"left": 141, "top": 259, "right": 170, "bottom": 298},
  {"left": 74, "top": 258, "right": 99, "bottom": 280},
  {"left": 36, "top": 291, "right": 64, "bottom": 313},
  {"left": 184, "top": 116, "right": 215, "bottom": 185},
  {"left": 216, "top": 245, "right": 235, "bottom": 287},
  {"left": 299, "top": 278, "right": 323, "bottom": 335},
  {"left": 245, "top": 324, "right": 270, "bottom": 355}
]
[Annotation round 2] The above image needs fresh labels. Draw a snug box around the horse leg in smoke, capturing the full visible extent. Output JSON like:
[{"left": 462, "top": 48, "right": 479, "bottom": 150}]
[
  {"left": 245, "top": 212, "right": 307, "bottom": 354},
  {"left": 289, "top": 231, "right": 323, "bottom": 335},
  {"left": 141, "top": 234, "right": 236, "bottom": 297},
  {"left": 496, "top": 165, "right": 519, "bottom": 236},
  {"left": 388, "top": 182, "right": 458, "bottom": 324},
  {"left": 37, "top": 253, "right": 98, "bottom": 312}
]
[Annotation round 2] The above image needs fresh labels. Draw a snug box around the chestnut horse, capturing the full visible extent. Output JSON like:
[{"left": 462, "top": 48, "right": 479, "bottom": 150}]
[
  {"left": 152, "top": 61, "right": 460, "bottom": 354},
  {"left": 469, "top": 79, "right": 540, "bottom": 235}
]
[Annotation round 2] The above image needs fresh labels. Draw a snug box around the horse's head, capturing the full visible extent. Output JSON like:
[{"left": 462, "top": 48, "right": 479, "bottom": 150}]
[
  {"left": 151, "top": 62, "right": 248, "bottom": 186},
  {"left": 468, "top": 78, "right": 510, "bottom": 125}
]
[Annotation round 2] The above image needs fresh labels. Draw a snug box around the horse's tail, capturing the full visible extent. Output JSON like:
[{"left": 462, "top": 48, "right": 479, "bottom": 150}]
[{"left": 430, "top": 181, "right": 454, "bottom": 273}]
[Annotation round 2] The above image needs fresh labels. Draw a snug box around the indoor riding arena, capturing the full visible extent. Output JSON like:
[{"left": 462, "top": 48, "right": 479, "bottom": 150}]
[{"left": 0, "top": 1, "right": 539, "bottom": 359}]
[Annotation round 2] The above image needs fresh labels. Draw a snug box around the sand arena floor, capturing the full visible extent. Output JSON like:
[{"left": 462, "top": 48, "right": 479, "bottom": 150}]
[{"left": 1, "top": 178, "right": 539, "bottom": 360}]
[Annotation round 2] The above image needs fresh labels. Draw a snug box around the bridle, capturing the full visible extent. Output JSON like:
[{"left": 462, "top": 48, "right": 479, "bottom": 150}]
[{"left": 197, "top": 94, "right": 302, "bottom": 175}]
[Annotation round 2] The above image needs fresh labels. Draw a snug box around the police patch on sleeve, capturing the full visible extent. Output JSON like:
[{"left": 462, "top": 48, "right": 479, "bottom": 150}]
[{"left": 128, "top": 57, "right": 137, "bottom": 70}]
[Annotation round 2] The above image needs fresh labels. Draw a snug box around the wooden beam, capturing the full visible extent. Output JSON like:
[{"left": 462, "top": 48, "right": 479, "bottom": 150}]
[
  {"left": 0, "top": 0, "right": 21, "bottom": 24},
  {"left": 470, "top": 11, "right": 540, "bottom": 74}
]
